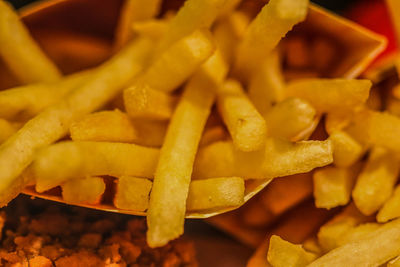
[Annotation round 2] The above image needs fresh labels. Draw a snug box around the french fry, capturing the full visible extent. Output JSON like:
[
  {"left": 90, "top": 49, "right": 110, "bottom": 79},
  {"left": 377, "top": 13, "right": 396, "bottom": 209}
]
[
  {"left": 352, "top": 147, "right": 400, "bottom": 216},
  {"left": 248, "top": 50, "right": 286, "bottom": 116},
  {"left": 124, "top": 83, "right": 178, "bottom": 120},
  {"left": 32, "top": 141, "right": 159, "bottom": 193},
  {"left": 285, "top": 79, "right": 372, "bottom": 113},
  {"left": 388, "top": 256, "right": 400, "bottom": 267},
  {"left": 0, "top": 119, "right": 20, "bottom": 144},
  {"left": 302, "top": 238, "right": 322, "bottom": 256},
  {"left": 324, "top": 112, "right": 352, "bottom": 135},
  {"left": 234, "top": 0, "right": 309, "bottom": 80},
  {"left": 114, "top": 0, "right": 161, "bottom": 49},
  {"left": 217, "top": 79, "right": 268, "bottom": 151},
  {"left": 0, "top": 0, "right": 61, "bottom": 83},
  {"left": 267, "top": 235, "right": 317, "bottom": 267},
  {"left": 0, "top": 37, "right": 153, "bottom": 206},
  {"left": 263, "top": 97, "right": 316, "bottom": 141},
  {"left": 313, "top": 165, "right": 360, "bottom": 209},
  {"left": 131, "top": 19, "right": 168, "bottom": 41},
  {"left": 193, "top": 138, "right": 333, "bottom": 179},
  {"left": 366, "top": 86, "right": 383, "bottom": 111},
  {"left": 387, "top": 95, "right": 400, "bottom": 117},
  {"left": 308, "top": 218, "right": 400, "bottom": 267},
  {"left": 199, "top": 126, "right": 227, "bottom": 147},
  {"left": 337, "top": 222, "right": 380, "bottom": 247},
  {"left": 130, "top": 119, "right": 168, "bottom": 147},
  {"left": 61, "top": 176, "right": 105, "bottom": 205},
  {"left": 70, "top": 110, "right": 138, "bottom": 143},
  {"left": 147, "top": 51, "right": 228, "bottom": 247},
  {"left": 328, "top": 131, "right": 363, "bottom": 168},
  {"left": 377, "top": 185, "right": 400, "bottom": 223},
  {"left": 386, "top": 0, "right": 400, "bottom": 44},
  {"left": 114, "top": 176, "right": 152, "bottom": 212}
]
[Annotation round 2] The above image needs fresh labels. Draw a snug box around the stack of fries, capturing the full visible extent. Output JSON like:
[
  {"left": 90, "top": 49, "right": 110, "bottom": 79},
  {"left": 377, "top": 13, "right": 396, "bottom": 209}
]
[{"left": 1, "top": 0, "right": 400, "bottom": 265}]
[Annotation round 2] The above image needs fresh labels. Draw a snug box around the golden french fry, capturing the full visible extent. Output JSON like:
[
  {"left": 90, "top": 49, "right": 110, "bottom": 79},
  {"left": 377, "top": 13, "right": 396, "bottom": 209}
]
[
  {"left": 130, "top": 119, "right": 168, "bottom": 147},
  {"left": 0, "top": 1, "right": 61, "bottom": 83},
  {"left": 0, "top": 119, "right": 20, "bottom": 144},
  {"left": 352, "top": 147, "right": 400, "bottom": 216},
  {"left": 0, "top": 37, "right": 153, "bottom": 207},
  {"left": 337, "top": 223, "right": 380, "bottom": 247},
  {"left": 234, "top": 0, "right": 309, "bottom": 80},
  {"left": 366, "top": 86, "right": 383, "bottom": 111},
  {"left": 32, "top": 141, "right": 159, "bottom": 193},
  {"left": 124, "top": 83, "right": 178, "bottom": 120},
  {"left": 324, "top": 112, "right": 352, "bottom": 135},
  {"left": 193, "top": 138, "right": 332, "bottom": 179},
  {"left": 217, "top": 79, "right": 267, "bottom": 151},
  {"left": 264, "top": 97, "right": 316, "bottom": 141},
  {"left": 248, "top": 50, "right": 285, "bottom": 116},
  {"left": 313, "top": 165, "right": 360, "bottom": 209},
  {"left": 377, "top": 185, "right": 400, "bottom": 223},
  {"left": 308, "top": 218, "right": 400, "bottom": 267},
  {"left": 387, "top": 95, "right": 400, "bottom": 117},
  {"left": 200, "top": 126, "right": 227, "bottom": 147},
  {"left": 114, "top": 176, "right": 152, "bottom": 212},
  {"left": 285, "top": 79, "right": 372, "bottom": 113},
  {"left": 328, "top": 131, "right": 363, "bottom": 168},
  {"left": 388, "top": 255, "right": 400, "bottom": 267},
  {"left": 302, "top": 238, "right": 322, "bottom": 256},
  {"left": 267, "top": 235, "right": 317, "bottom": 267},
  {"left": 386, "top": 0, "right": 400, "bottom": 44},
  {"left": 147, "top": 51, "right": 228, "bottom": 247},
  {"left": 131, "top": 19, "right": 168, "bottom": 40},
  {"left": 61, "top": 176, "right": 105, "bottom": 205},
  {"left": 70, "top": 110, "right": 138, "bottom": 143}
]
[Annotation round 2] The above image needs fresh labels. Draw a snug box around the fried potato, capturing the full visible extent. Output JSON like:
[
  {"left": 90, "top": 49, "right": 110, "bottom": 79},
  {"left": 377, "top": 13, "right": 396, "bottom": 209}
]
[
  {"left": 0, "top": 37, "right": 153, "bottom": 206},
  {"left": 352, "top": 147, "right": 400, "bottom": 216},
  {"left": 217, "top": 79, "right": 267, "bottom": 151},
  {"left": 377, "top": 185, "right": 400, "bottom": 223},
  {"left": 388, "top": 255, "right": 400, "bottom": 267},
  {"left": 61, "top": 176, "right": 105, "bottom": 205},
  {"left": 114, "top": 176, "right": 152, "bottom": 212},
  {"left": 313, "top": 165, "right": 360, "bottom": 209},
  {"left": 131, "top": 19, "right": 168, "bottom": 41},
  {"left": 234, "top": 0, "right": 309, "bottom": 80},
  {"left": 308, "top": 218, "right": 400, "bottom": 267},
  {"left": 387, "top": 95, "right": 400, "bottom": 117},
  {"left": 263, "top": 98, "right": 316, "bottom": 141},
  {"left": 267, "top": 235, "right": 317, "bottom": 267},
  {"left": 337, "top": 222, "right": 379, "bottom": 247},
  {"left": 328, "top": 131, "right": 363, "bottom": 168},
  {"left": 193, "top": 138, "right": 332, "bottom": 179},
  {"left": 324, "top": 112, "right": 352, "bottom": 135},
  {"left": 200, "top": 126, "right": 227, "bottom": 147},
  {"left": 0, "top": 119, "right": 20, "bottom": 144},
  {"left": 130, "top": 119, "right": 168, "bottom": 147},
  {"left": 70, "top": 110, "right": 138, "bottom": 143},
  {"left": 147, "top": 51, "right": 228, "bottom": 247},
  {"left": 0, "top": 0, "right": 61, "bottom": 83},
  {"left": 124, "top": 83, "right": 178, "bottom": 120},
  {"left": 285, "top": 79, "right": 371, "bottom": 113},
  {"left": 32, "top": 141, "right": 159, "bottom": 193}
]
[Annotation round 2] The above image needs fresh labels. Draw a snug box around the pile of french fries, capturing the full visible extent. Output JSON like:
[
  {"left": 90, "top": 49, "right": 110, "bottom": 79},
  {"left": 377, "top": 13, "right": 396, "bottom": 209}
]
[{"left": 0, "top": 0, "right": 398, "bottom": 263}]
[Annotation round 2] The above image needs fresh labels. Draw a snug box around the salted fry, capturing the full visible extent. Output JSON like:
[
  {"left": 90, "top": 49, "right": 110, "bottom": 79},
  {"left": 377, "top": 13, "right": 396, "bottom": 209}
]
[
  {"left": 313, "top": 165, "right": 360, "bottom": 209},
  {"left": 377, "top": 185, "right": 400, "bottom": 223},
  {"left": 285, "top": 79, "right": 371, "bottom": 113},
  {"left": 124, "top": 83, "right": 178, "bottom": 120},
  {"left": 131, "top": 19, "right": 168, "bottom": 41},
  {"left": 0, "top": 0, "right": 61, "bottom": 83},
  {"left": 337, "top": 223, "right": 379, "bottom": 247},
  {"left": 193, "top": 138, "right": 332, "bottom": 179},
  {"left": 267, "top": 235, "right": 317, "bottom": 267},
  {"left": 217, "top": 79, "right": 267, "bottom": 151},
  {"left": 234, "top": 0, "right": 309, "bottom": 80},
  {"left": 264, "top": 97, "right": 316, "bottom": 141},
  {"left": 61, "top": 177, "right": 105, "bottom": 205},
  {"left": 114, "top": 176, "right": 152, "bottom": 212},
  {"left": 147, "top": 51, "right": 228, "bottom": 247},
  {"left": 0, "top": 119, "right": 20, "bottom": 144},
  {"left": 70, "top": 110, "right": 138, "bottom": 143},
  {"left": 308, "top": 218, "right": 400, "bottom": 267},
  {"left": 328, "top": 131, "right": 363, "bottom": 168},
  {"left": 248, "top": 50, "right": 285, "bottom": 115},
  {"left": 324, "top": 112, "right": 352, "bottom": 135},
  {"left": 352, "top": 147, "right": 400, "bottom": 215},
  {"left": 130, "top": 119, "right": 168, "bottom": 147}
]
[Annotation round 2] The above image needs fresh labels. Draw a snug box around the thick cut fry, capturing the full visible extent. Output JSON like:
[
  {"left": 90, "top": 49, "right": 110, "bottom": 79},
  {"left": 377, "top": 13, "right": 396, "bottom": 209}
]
[
  {"left": 324, "top": 112, "right": 352, "bottom": 135},
  {"left": 61, "top": 177, "right": 105, "bottom": 205},
  {"left": 186, "top": 177, "right": 244, "bottom": 212},
  {"left": 147, "top": 51, "right": 228, "bottom": 247},
  {"left": 0, "top": 1, "right": 61, "bottom": 83},
  {"left": 114, "top": 176, "right": 152, "bottom": 212},
  {"left": 389, "top": 256, "right": 400, "bottom": 267},
  {"left": 199, "top": 126, "right": 227, "bottom": 147},
  {"left": 70, "top": 110, "right": 137, "bottom": 143},
  {"left": 264, "top": 97, "right": 316, "bottom": 141},
  {"left": 377, "top": 185, "right": 400, "bottom": 223},
  {"left": 217, "top": 79, "right": 267, "bottom": 151},
  {"left": 139, "top": 29, "right": 215, "bottom": 92},
  {"left": 308, "top": 218, "right": 400, "bottom": 267},
  {"left": 267, "top": 235, "right": 317, "bottom": 267},
  {"left": 131, "top": 19, "right": 168, "bottom": 41},
  {"left": 248, "top": 50, "right": 286, "bottom": 115},
  {"left": 337, "top": 223, "right": 379, "bottom": 247},
  {"left": 234, "top": 0, "right": 308, "bottom": 80},
  {"left": 285, "top": 79, "right": 372, "bottom": 113},
  {"left": 352, "top": 147, "right": 400, "bottom": 216},
  {"left": 124, "top": 83, "right": 178, "bottom": 120},
  {"left": 313, "top": 165, "right": 360, "bottom": 209},
  {"left": 130, "top": 119, "right": 168, "bottom": 147},
  {"left": 193, "top": 138, "right": 332, "bottom": 179},
  {"left": 114, "top": 0, "right": 161, "bottom": 49},
  {"left": 0, "top": 70, "right": 92, "bottom": 120},
  {"left": 32, "top": 141, "right": 159, "bottom": 193},
  {"left": 328, "top": 130, "right": 363, "bottom": 168},
  {"left": 386, "top": 0, "right": 400, "bottom": 44},
  {"left": 0, "top": 119, "right": 20, "bottom": 144},
  {"left": 0, "top": 37, "right": 152, "bottom": 207}
]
